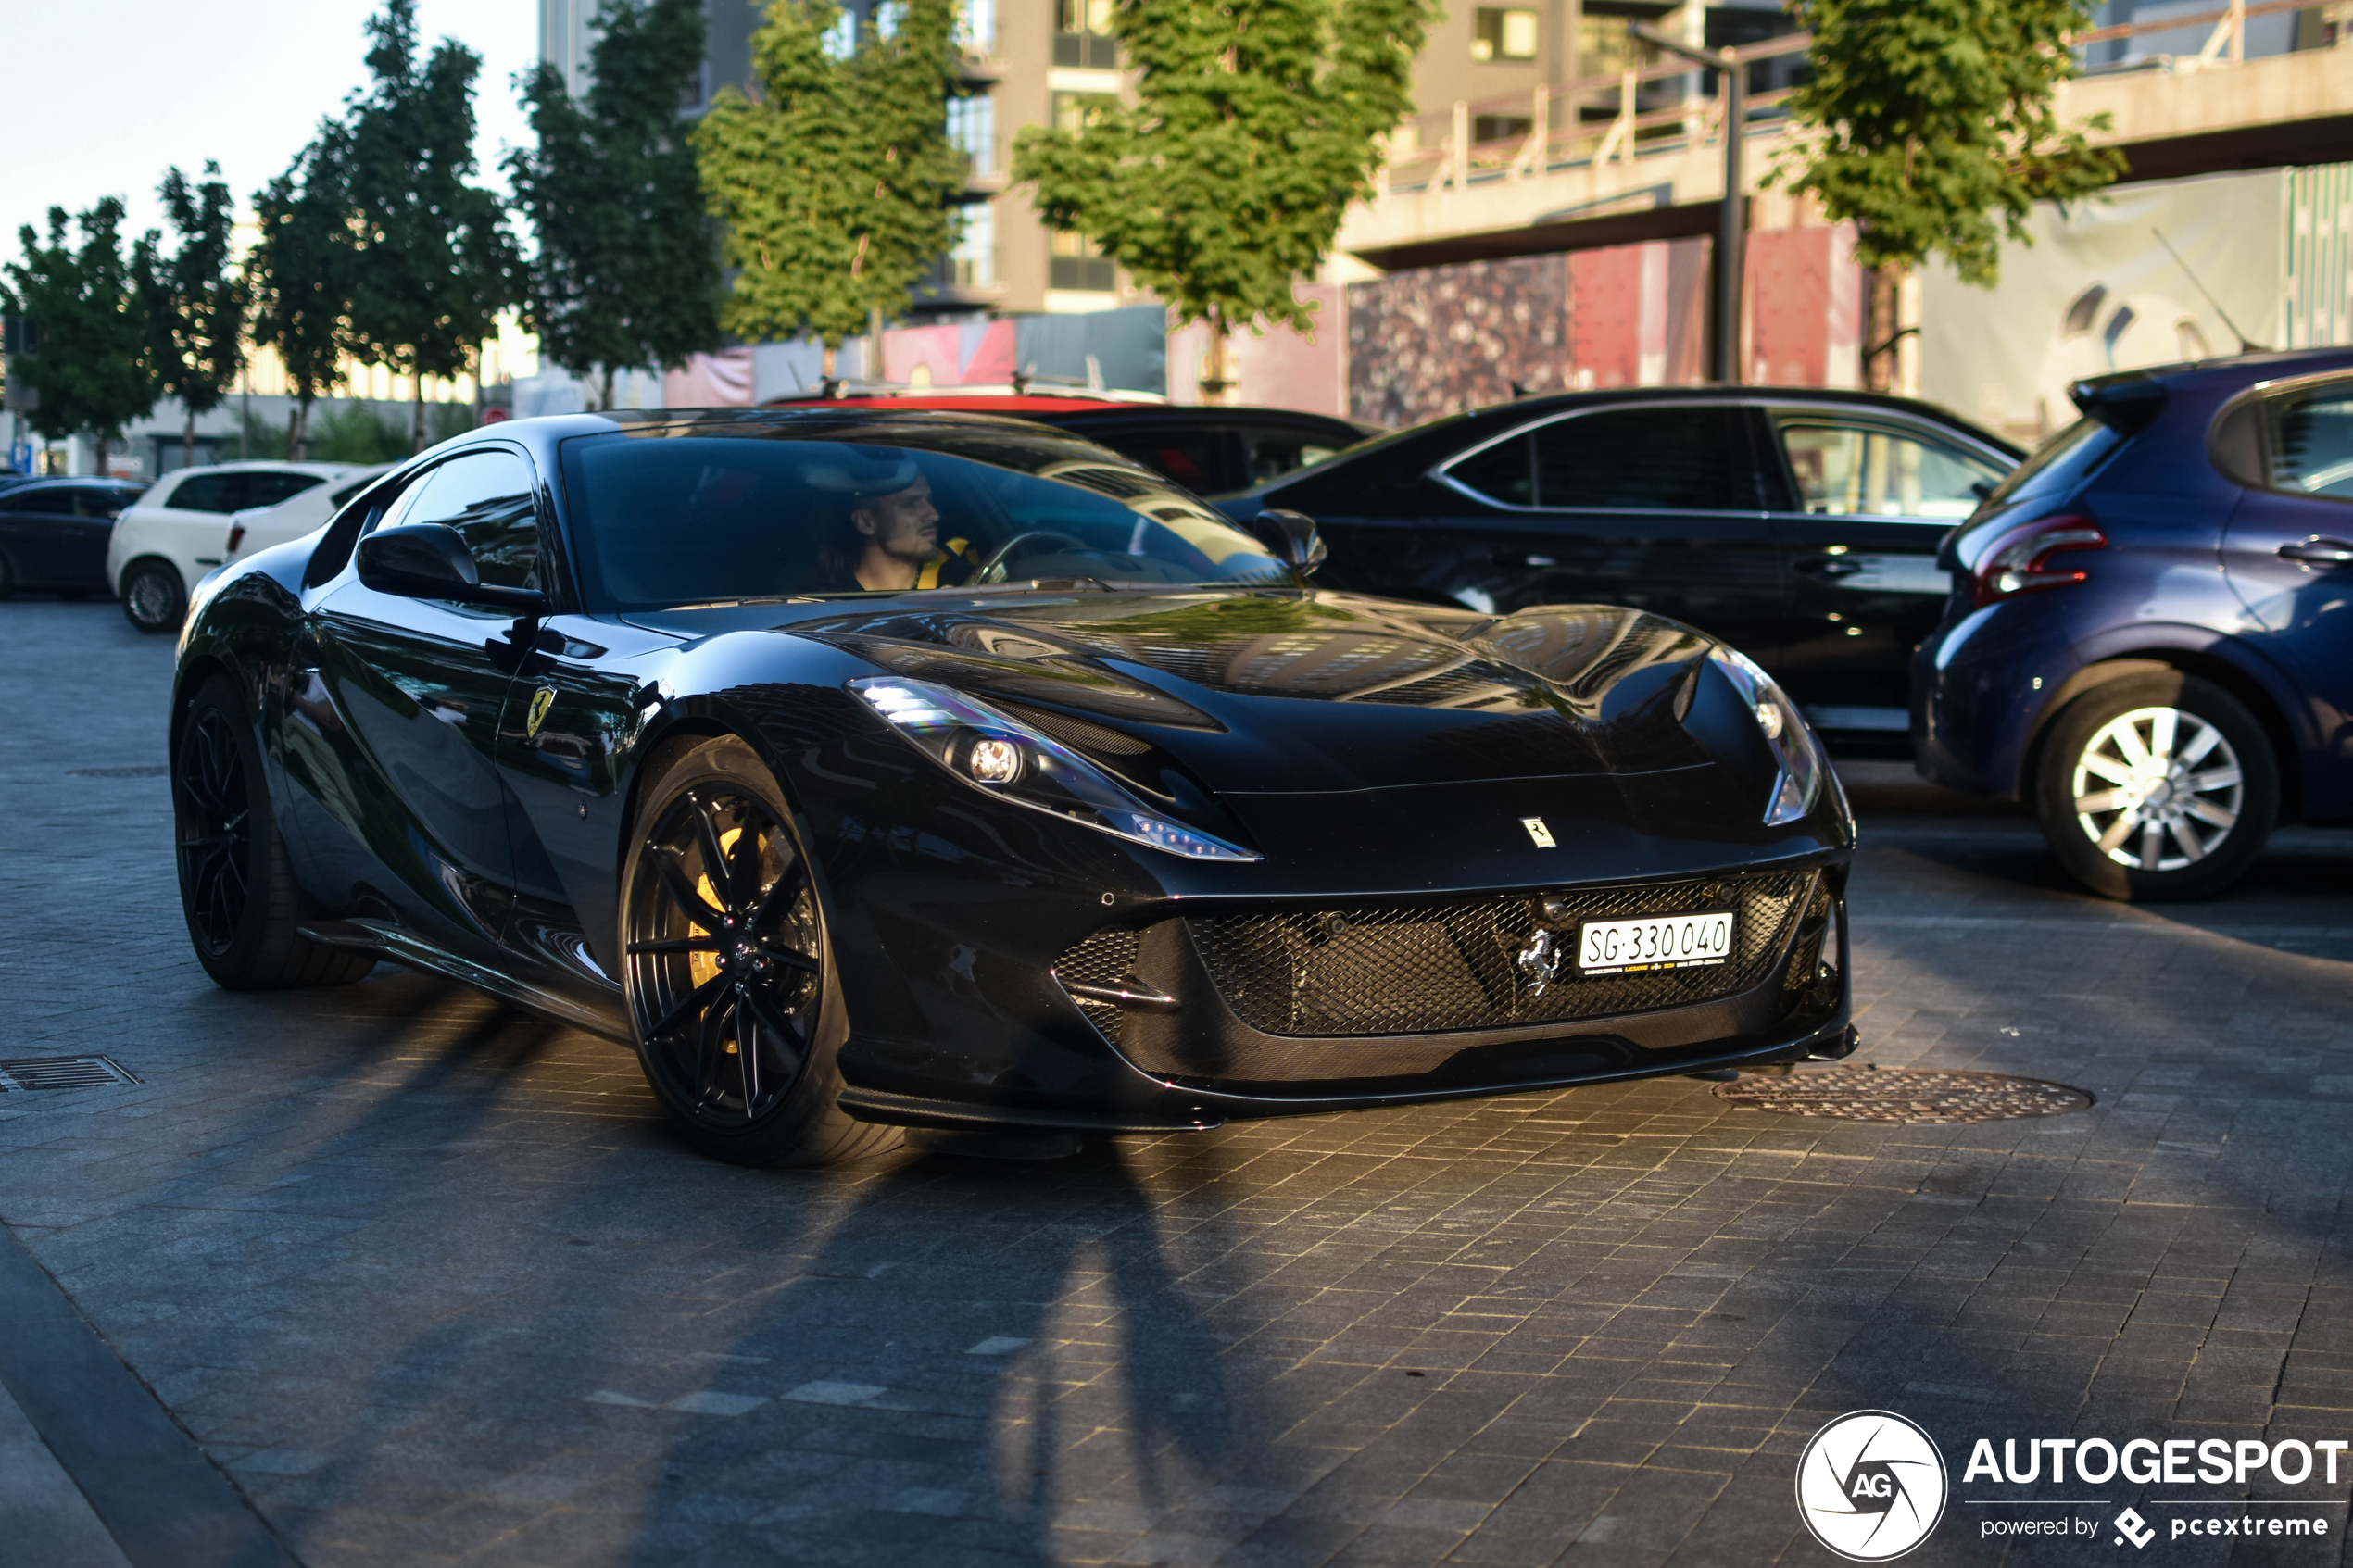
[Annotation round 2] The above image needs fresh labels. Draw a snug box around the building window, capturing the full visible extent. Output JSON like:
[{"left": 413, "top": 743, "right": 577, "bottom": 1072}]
[
  {"left": 1578, "top": 14, "right": 1660, "bottom": 78},
  {"left": 958, "top": 0, "right": 996, "bottom": 52},
  {"left": 821, "top": 8, "right": 856, "bottom": 59},
  {"left": 1055, "top": 0, "right": 1117, "bottom": 68},
  {"left": 1472, "top": 7, "right": 1539, "bottom": 61},
  {"left": 950, "top": 204, "right": 995, "bottom": 286},
  {"left": 949, "top": 93, "right": 996, "bottom": 176},
  {"left": 1050, "top": 231, "right": 1114, "bottom": 293},
  {"left": 1051, "top": 91, "right": 1116, "bottom": 136}
]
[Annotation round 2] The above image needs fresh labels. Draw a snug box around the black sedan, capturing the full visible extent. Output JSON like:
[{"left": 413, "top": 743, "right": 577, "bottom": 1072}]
[
  {"left": 170, "top": 409, "right": 1855, "bottom": 1166},
  {"left": 1219, "top": 388, "right": 2020, "bottom": 742},
  {"left": 0, "top": 477, "right": 148, "bottom": 597}
]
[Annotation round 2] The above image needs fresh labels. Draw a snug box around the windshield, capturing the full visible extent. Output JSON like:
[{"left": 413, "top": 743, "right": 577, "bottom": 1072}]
[
  {"left": 1977, "top": 415, "right": 2124, "bottom": 514},
  {"left": 559, "top": 422, "right": 1288, "bottom": 610}
]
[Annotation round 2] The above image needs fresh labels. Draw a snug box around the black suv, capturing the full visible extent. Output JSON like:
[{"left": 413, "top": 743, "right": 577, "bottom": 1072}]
[{"left": 1218, "top": 387, "right": 2020, "bottom": 741}]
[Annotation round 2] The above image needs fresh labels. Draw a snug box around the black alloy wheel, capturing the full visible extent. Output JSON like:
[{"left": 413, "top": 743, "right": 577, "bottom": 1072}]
[
  {"left": 621, "top": 736, "right": 894, "bottom": 1165},
  {"left": 177, "top": 703, "right": 253, "bottom": 952},
  {"left": 172, "top": 674, "right": 374, "bottom": 989},
  {"left": 122, "top": 560, "right": 189, "bottom": 633}
]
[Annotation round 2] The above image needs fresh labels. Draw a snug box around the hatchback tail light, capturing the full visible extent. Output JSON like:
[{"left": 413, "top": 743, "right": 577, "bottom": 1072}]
[
  {"left": 226, "top": 523, "right": 246, "bottom": 554},
  {"left": 1969, "top": 514, "right": 2108, "bottom": 608}
]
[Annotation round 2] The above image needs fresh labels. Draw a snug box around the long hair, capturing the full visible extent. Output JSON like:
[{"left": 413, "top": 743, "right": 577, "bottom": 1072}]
[{"left": 813, "top": 496, "right": 870, "bottom": 585}]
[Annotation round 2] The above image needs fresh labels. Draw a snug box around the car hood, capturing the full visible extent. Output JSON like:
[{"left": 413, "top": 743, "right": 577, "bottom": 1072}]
[{"left": 640, "top": 589, "right": 1750, "bottom": 797}]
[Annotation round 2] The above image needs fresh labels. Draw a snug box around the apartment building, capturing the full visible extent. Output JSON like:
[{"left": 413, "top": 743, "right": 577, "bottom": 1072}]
[{"left": 539, "top": 1, "right": 1802, "bottom": 322}]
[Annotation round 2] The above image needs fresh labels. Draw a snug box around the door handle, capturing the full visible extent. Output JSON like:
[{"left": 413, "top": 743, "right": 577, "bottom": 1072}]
[{"left": 2278, "top": 537, "right": 2353, "bottom": 567}]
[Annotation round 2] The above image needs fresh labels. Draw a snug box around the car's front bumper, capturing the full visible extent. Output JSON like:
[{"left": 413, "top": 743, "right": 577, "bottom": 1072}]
[{"left": 828, "top": 849, "right": 1853, "bottom": 1132}]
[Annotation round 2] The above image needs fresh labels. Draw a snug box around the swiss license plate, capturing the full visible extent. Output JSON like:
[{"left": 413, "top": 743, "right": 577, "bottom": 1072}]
[{"left": 1578, "top": 909, "right": 1733, "bottom": 974}]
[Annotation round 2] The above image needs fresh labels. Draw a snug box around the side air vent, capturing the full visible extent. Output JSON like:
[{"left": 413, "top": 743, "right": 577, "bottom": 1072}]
[{"left": 1051, "top": 927, "right": 1147, "bottom": 1044}]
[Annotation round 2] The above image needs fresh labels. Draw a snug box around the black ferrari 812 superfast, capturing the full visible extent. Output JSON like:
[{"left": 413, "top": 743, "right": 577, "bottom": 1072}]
[{"left": 169, "top": 409, "right": 1856, "bottom": 1165}]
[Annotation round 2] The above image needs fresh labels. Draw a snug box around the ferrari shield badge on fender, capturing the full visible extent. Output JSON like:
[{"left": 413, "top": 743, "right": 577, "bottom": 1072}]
[
  {"left": 1521, "top": 816, "right": 1556, "bottom": 848},
  {"left": 525, "top": 686, "right": 557, "bottom": 741}
]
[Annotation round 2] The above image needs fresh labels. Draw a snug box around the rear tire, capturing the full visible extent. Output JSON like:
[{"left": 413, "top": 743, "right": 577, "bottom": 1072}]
[
  {"left": 122, "top": 560, "right": 189, "bottom": 633},
  {"left": 2032, "top": 671, "right": 2277, "bottom": 901},
  {"left": 620, "top": 734, "right": 899, "bottom": 1167},
  {"left": 174, "top": 673, "right": 376, "bottom": 989}
]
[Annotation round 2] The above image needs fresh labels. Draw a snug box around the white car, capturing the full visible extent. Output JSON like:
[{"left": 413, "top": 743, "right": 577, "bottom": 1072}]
[{"left": 109, "top": 461, "right": 381, "bottom": 633}]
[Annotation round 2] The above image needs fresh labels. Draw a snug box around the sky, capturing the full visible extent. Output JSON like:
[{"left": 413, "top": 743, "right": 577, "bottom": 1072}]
[{"left": 0, "top": 1, "right": 538, "bottom": 257}]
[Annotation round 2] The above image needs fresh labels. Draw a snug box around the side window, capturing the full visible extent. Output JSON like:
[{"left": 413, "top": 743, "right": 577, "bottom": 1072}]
[
  {"left": 1097, "top": 430, "right": 1229, "bottom": 492},
  {"left": 1772, "top": 413, "right": 2005, "bottom": 521},
  {"left": 1240, "top": 427, "right": 1344, "bottom": 486},
  {"left": 404, "top": 450, "right": 543, "bottom": 589},
  {"left": 1532, "top": 407, "right": 1743, "bottom": 509},
  {"left": 1446, "top": 433, "right": 1534, "bottom": 507},
  {"left": 304, "top": 471, "right": 416, "bottom": 590},
  {"left": 74, "top": 487, "right": 136, "bottom": 520},
  {"left": 245, "top": 471, "right": 326, "bottom": 508},
  {"left": 168, "top": 472, "right": 246, "bottom": 513},
  {"left": 2267, "top": 384, "right": 2353, "bottom": 500}
]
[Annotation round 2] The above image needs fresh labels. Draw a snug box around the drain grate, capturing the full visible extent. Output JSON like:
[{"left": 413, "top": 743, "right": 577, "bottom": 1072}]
[
  {"left": 0, "top": 1056, "right": 143, "bottom": 1091},
  {"left": 1713, "top": 1065, "right": 2091, "bottom": 1123},
  {"left": 66, "top": 766, "right": 166, "bottom": 778}
]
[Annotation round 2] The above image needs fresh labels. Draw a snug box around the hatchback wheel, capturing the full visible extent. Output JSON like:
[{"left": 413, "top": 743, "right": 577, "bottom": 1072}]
[
  {"left": 621, "top": 735, "right": 898, "bottom": 1166},
  {"left": 2033, "top": 672, "right": 2277, "bottom": 900},
  {"left": 123, "top": 561, "right": 188, "bottom": 633}
]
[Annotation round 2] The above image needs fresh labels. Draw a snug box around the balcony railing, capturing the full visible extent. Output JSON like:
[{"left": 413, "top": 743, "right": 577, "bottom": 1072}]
[{"left": 1379, "top": 0, "right": 2336, "bottom": 201}]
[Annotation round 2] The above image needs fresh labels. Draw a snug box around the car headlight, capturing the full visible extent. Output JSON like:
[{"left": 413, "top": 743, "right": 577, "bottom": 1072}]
[
  {"left": 1706, "top": 646, "right": 1825, "bottom": 825},
  {"left": 849, "top": 677, "right": 1261, "bottom": 861}
]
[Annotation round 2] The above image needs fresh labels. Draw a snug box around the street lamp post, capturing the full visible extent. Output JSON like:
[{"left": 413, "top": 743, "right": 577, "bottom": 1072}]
[{"left": 1630, "top": 24, "right": 1745, "bottom": 384}]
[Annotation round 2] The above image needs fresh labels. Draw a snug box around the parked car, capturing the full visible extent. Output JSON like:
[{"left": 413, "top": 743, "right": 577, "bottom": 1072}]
[
  {"left": 168, "top": 408, "right": 1854, "bottom": 1167},
  {"left": 1916, "top": 346, "right": 2353, "bottom": 899},
  {"left": 0, "top": 478, "right": 150, "bottom": 597},
  {"left": 108, "top": 461, "right": 367, "bottom": 633},
  {"left": 761, "top": 389, "right": 1380, "bottom": 494},
  {"left": 1217, "top": 388, "right": 2021, "bottom": 743}
]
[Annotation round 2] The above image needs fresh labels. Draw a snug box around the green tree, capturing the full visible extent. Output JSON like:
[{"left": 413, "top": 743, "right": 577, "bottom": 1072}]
[
  {"left": 1012, "top": 0, "right": 1434, "bottom": 399},
  {"left": 142, "top": 162, "right": 248, "bottom": 470},
  {"left": 247, "top": 144, "right": 353, "bottom": 460},
  {"left": 2, "top": 199, "right": 160, "bottom": 475},
  {"left": 694, "top": 0, "right": 965, "bottom": 377},
  {"left": 509, "top": 0, "right": 721, "bottom": 409},
  {"left": 1780, "top": 0, "right": 2125, "bottom": 286},
  {"left": 339, "top": 0, "right": 518, "bottom": 451}
]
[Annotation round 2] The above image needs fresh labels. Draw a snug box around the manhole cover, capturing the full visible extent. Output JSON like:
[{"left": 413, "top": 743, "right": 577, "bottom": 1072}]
[
  {"left": 66, "top": 766, "right": 165, "bottom": 778},
  {"left": 1712, "top": 1065, "right": 2091, "bottom": 1123},
  {"left": 0, "top": 1056, "right": 142, "bottom": 1091}
]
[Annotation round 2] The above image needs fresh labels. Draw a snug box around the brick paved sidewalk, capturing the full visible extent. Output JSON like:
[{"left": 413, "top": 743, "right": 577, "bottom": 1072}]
[{"left": 4, "top": 602, "right": 2351, "bottom": 1567}]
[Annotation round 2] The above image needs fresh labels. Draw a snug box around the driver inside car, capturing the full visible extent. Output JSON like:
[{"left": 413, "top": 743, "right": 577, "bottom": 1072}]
[{"left": 829, "top": 467, "right": 977, "bottom": 593}]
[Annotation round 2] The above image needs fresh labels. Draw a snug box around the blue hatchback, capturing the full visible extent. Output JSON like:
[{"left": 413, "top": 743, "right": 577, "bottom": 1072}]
[{"left": 1915, "top": 346, "right": 2353, "bottom": 899}]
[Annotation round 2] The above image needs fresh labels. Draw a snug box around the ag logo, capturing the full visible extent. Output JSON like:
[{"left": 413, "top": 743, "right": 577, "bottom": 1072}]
[{"left": 1794, "top": 1410, "right": 1947, "bottom": 1561}]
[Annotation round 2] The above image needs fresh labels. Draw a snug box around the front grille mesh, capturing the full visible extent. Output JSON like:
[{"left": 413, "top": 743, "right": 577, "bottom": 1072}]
[
  {"left": 1052, "top": 927, "right": 1143, "bottom": 1044},
  {"left": 1188, "top": 871, "right": 1815, "bottom": 1037}
]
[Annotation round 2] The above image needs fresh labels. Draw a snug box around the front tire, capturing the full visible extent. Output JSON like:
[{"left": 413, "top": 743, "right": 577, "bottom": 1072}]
[
  {"left": 620, "top": 735, "right": 898, "bottom": 1167},
  {"left": 174, "top": 673, "right": 376, "bottom": 989},
  {"left": 122, "top": 560, "right": 189, "bottom": 633},
  {"left": 2033, "top": 672, "right": 2277, "bottom": 900}
]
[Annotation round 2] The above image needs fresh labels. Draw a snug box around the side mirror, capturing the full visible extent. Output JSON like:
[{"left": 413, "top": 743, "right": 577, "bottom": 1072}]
[
  {"left": 356, "top": 523, "right": 547, "bottom": 614},
  {"left": 1254, "top": 508, "right": 1328, "bottom": 579}
]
